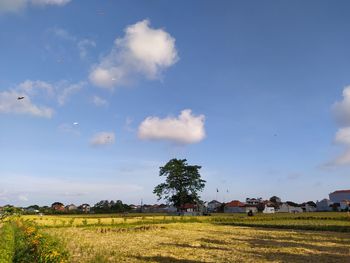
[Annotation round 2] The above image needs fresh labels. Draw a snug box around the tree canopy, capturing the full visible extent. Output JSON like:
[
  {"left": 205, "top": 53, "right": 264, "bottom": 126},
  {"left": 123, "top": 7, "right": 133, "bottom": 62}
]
[{"left": 153, "top": 158, "right": 206, "bottom": 209}]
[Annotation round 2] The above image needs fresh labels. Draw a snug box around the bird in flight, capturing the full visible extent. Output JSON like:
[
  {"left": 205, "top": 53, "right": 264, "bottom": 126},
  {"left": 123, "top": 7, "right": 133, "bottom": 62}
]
[{"left": 17, "top": 96, "right": 25, "bottom": 100}]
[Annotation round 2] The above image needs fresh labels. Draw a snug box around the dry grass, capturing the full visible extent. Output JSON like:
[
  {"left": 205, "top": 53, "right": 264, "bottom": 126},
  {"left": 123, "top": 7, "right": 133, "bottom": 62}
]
[{"left": 45, "top": 222, "right": 350, "bottom": 263}]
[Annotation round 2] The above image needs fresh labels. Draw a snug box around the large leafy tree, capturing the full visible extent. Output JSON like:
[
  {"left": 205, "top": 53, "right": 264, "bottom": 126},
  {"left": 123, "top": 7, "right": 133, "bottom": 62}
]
[{"left": 153, "top": 159, "right": 206, "bottom": 209}]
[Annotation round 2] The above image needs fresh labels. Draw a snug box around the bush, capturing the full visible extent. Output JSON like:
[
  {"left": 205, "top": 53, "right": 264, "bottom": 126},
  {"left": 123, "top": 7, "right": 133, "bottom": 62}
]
[{"left": 11, "top": 220, "right": 69, "bottom": 263}]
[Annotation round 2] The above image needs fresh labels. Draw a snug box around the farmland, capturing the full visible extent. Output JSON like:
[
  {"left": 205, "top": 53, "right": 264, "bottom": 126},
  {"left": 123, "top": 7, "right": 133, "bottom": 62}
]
[{"left": 1, "top": 212, "right": 350, "bottom": 262}]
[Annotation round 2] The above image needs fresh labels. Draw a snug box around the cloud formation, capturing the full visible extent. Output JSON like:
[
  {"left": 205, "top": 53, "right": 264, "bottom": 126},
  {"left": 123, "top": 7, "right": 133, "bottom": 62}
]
[
  {"left": 92, "top": 95, "right": 108, "bottom": 107},
  {"left": 0, "top": 0, "right": 71, "bottom": 13},
  {"left": 329, "top": 86, "right": 350, "bottom": 166},
  {"left": 0, "top": 89, "right": 54, "bottom": 118},
  {"left": 0, "top": 80, "right": 84, "bottom": 118},
  {"left": 138, "top": 109, "right": 206, "bottom": 144},
  {"left": 50, "top": 27, "right": 96, "bottom": 60},
  {"left": 89, "top": 19, "right": 178, "bottom": 89},
  {"left": 90, "top": 132, "right": 115, "bottom": 146},
  {"left": 57, "top": 81, "right": 85, "bottom": 105}
]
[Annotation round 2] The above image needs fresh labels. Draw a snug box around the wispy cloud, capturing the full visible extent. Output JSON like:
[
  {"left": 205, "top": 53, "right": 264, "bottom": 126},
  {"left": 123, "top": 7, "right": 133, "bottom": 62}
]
[
  {"left": 327, "top": 86, "right": 350, "bottom": 166},
  {"left": 49, "top": 27, "right": 96, "bottom": 60},
  {"left": 89, "top": 19, "right": 178, "bottom": 89},
  {"left": 0, "top": 80, "right": 85, "bottom": 118},
  {"left": 0, "top": 0, "right": 71, "bottom": 14},
  {"left": 0, "top": 88, "right": 54, "bottom": 118},
  {"left": 57, "top": 81, "right": 86, "bottom": 106},
  {"left": 92, "top": 95, "right": 108, "bottom": 107},
  {"left": 138, "top": 109, "right": 206, "bottom": 144},
  {"left": 90, "top": 132, "right": 115, "bottom": 146}
]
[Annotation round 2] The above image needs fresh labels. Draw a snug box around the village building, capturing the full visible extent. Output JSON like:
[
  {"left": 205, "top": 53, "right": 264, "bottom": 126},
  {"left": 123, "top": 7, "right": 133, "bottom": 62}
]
[
  {"left": 51, "top": 202, "right": 65, "bottom": 212},
  {"left": 316, "top": 199, "right": 333, "bottom": 212},
  {"left": 207, "top": 200, "right": 222, "bottom": 212},
  {"left": 277, "top": 202, "right": 303, "bottom": 213},
  {"left": 340, "top": 200, "right": 350, "bottom": 211},
  {"left": 246, "top": 198, "right": 262, "bottom": 206},
  {"left": 301, "top": 201, "right": 317, "bottom": 212},
  {"left": 78, "top": 204, "right": 91, "bottom": 213},
  {"left": 224, "top": 200, "right": 258, "bottom": 213},
  {"left": 329, "top": 190, "right": 350, "bottom": 203},
  {"left": 65, "top": 204, "right": 77, "bottom": 212},
  {"left": 263, "top": 206, "right": 275, "bottom": 213}
]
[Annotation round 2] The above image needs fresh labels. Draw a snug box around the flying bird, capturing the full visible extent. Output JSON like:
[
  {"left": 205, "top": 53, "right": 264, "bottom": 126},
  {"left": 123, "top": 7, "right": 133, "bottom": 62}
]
[{"left": 17, "top": 96, "right": 24, "bottom": 100}]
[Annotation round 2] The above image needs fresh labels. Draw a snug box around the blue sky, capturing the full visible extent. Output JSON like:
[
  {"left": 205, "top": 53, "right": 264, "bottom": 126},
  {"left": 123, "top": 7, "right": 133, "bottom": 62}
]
[{"left": 1, "top": 0, "right": 350, "bottom": 206}]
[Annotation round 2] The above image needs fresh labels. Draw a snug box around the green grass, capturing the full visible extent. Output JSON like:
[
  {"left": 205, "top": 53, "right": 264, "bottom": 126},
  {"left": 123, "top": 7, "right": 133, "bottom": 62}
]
[{"left": 0, "top": 223, "right": 15, "bottom": 263}]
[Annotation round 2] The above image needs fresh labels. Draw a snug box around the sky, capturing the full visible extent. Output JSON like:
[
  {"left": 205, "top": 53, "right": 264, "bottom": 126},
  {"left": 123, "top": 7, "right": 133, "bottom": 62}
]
[{"left": 1, "top": 0, "right": 350, "bottom": 207}]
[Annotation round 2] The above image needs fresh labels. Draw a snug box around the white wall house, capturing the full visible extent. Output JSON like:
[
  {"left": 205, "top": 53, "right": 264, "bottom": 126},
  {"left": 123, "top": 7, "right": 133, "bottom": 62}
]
[
  {"left": 316, "top": 199, "right": 333, "bottom": 211},
  {"left": 263, "top": 206, "right": 275, "bottom": 214},
  {"left": 277, "top": 203, "right": 303, "bottom": 213},
  {"left": 329, "top": 190, "right": 350, "bottom": 203},
  {"left": 207, "top": 200, "right": 222, "bottom": 212},
  {"left": 340, "top": 200, "right": 350, "bottom": 211}
]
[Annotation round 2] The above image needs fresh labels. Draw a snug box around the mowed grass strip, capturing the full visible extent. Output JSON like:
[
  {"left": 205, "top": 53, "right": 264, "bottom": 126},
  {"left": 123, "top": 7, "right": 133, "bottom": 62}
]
[{"left": 45, "top": 222, "right": 350, "bottom": 263}]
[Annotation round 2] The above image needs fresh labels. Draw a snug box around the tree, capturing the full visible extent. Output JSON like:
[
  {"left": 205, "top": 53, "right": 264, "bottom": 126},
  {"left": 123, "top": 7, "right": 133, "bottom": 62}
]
[{"left": 153, "top": 159, "right": 206, "bottom": 209}]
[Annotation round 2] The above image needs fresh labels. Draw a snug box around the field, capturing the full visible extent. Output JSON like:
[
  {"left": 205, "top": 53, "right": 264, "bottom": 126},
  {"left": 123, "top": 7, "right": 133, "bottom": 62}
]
[{"left": 1, "top": 212, "right": 350, "bottom": 262}]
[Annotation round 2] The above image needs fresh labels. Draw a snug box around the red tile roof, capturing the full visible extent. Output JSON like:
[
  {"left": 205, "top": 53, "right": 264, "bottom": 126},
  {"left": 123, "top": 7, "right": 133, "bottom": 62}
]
[
  {"left": 331, "top": 190, "right": 350, "bottom": 194},
  {"left": 225, "top": 200, "right": 245, "bottom": 207}
]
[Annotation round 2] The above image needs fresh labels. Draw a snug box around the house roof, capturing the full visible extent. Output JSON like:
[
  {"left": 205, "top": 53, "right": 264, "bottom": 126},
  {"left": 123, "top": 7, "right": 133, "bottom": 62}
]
[
  {"left": 330, "top": 190, "right": 350, "bottom": 194},
  {"left": 208, "top": 200, "right": 221, "bottom": 204},
  {"left": 225, "top": 200, "right": 245, "bottom": 207},
  {"left": 180, "top": 203, "right": 197, "bottom": 209}
]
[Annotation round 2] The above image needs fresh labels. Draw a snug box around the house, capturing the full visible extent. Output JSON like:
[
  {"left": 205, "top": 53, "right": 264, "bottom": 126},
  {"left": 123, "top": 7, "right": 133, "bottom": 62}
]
[
  {"left": 263, "top": 206, "right": 275, "bottom": 214},
  {"left": 277, "top": 202, "right": 303, "bottom": 213},
  {"left": 179, "top": 203, "right": 197, "bottom": 213},
  {"left": 301, "top": 201, "right": 317, "bottom": 212},
  {"left": 316, "top": 199, "right": 333, "bottom": 212},
  {"left": 207, "top": 200, "right": 222, "bottom": 212},
  {"left": 65, "top": 204, "right": 77, "bottom": 212},
  {"left": 51, "top": 202, "right": 65, "bottom": 212},
  {"left": 329, "top": 190, "right": 350, "bottom": 203},
  {"left": 224, "top": 200, "right": 258, "bottom": 213},
  {"left": 340, "top": 200, "right": 350, "bottom": 211},
  {"left": 246, "top": 198, "right": 262, "bottom": 206},
  {"left": 78, "top": 204, "right": 91, "bottom": 213}
]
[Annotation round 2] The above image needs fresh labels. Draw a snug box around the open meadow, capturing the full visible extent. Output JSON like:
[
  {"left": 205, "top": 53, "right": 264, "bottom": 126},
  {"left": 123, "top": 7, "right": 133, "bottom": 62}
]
[{"left": 1, "top": 212, "right": 350, "bottom": 262}]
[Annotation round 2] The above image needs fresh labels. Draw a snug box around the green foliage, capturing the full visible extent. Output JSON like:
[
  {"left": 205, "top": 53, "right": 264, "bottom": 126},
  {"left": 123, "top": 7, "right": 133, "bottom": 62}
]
[
  {"left": 8, "top": 220, "right": 69, "bottom": 263},
  {"left": 0, "top": 223, "right": 15, "bottom": 263},
  {"left": 153, "top": 158, "right": 206, "bottom": 208}
]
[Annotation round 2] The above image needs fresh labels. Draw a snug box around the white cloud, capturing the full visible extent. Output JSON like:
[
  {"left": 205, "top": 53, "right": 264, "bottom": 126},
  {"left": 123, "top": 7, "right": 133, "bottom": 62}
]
[
  {"left": 329, "top": 86, "right": 350, "bottom": 166},
  {"left": 0, "top": 80, "right": 84, "bottom": 118},
  {"left": 57, "top": 81, "right": 85, "bottom": 105},
  {"left": 30, "top": 0, "right": 71, "bottom": 6},
  {"left": 138, "top": 109, "right": 206, "bottom": 144},
  {"left": 0, "top": 0, "right": 26, "bottom": 13},
  {"left": 329, "top": 149, "right": 350, "bottom": 166},
  {"left": 78, "top": 39, "right": 96, "bottom": 59},
  {"left": 92, "top": 95, "right": 108, "bottom": 107},
  {"left": 334, "top": 127, "right": 350, "bottom": 145},
  {"left": 50, "top": 28, "right": 96, "bottom": 60},
  {"left": 0, "top": 0, "right": 71, "bottom": 13},
  {"left": 90, "top": 132, "right": 115, "bottom": 146},
  {"left": 333, "top": 86, "right": 350, "bottom": 126},
  {"left": 0, "top": 89, "right": 54, "bottom": 118},
  {"left": 89, "top": 19, "right": 178, "bottom": 89},
  {"left": 58, "top": 123, "right": 80, "bottom": 135}
]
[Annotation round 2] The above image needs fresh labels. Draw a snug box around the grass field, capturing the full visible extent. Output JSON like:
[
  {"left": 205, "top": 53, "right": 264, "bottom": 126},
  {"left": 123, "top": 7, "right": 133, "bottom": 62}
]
[{"left": 2, "top": 212, "right": 350, "bottom": 262}]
